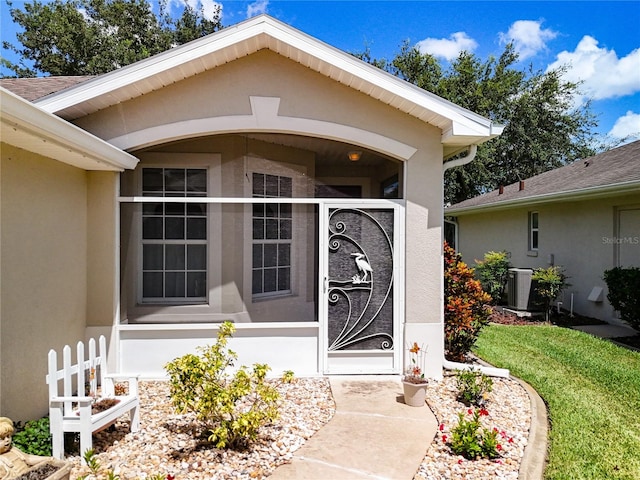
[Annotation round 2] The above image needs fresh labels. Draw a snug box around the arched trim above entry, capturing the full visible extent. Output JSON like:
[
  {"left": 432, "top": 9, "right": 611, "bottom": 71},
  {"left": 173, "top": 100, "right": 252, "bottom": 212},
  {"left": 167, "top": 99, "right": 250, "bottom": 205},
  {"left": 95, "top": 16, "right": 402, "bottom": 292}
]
[{"left": 108, "top": 96, "right": 418, "bottom": 161}]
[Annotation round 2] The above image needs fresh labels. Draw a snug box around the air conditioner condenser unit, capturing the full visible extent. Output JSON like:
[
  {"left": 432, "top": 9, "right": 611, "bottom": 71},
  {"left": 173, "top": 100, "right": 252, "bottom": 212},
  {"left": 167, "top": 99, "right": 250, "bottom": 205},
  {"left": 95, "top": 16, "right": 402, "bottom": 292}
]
[{"left": 507, "top": 268, "right": 535, "bottom": 311}]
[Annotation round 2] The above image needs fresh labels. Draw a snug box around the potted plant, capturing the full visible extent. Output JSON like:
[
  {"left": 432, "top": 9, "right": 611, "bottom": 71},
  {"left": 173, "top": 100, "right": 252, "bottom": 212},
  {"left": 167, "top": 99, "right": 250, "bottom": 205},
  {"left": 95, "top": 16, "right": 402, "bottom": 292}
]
[{"left": 402, "top": 342, "right": 428, "bottom": 407}]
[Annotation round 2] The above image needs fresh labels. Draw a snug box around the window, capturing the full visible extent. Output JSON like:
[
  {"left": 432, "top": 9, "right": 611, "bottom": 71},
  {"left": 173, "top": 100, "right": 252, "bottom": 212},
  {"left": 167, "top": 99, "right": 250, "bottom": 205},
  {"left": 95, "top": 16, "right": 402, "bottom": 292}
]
[
  {"left": 141, "top": 168, "right": 207, "bottom": 302},
  {"left": 529, "top": 211, "right": 539, "bottom": 251},
  {"left": 252, "top": 173, "right": 292, "bottom": 297}
]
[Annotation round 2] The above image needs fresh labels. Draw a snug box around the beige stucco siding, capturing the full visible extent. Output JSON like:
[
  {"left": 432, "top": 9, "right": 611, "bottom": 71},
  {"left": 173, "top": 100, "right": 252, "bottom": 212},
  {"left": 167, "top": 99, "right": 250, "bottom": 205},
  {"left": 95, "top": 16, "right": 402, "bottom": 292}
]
[
  {"left": 455, "top": 193, "right": 640, "bottom": 321},
  {"left": 0, "top": 143, "right": 87, "bottom": 421},
  {"left": 87, "top": 171, "right": 119, "bottom": 327},
  {"left": 73, "top": 50, "right": 433, "bottom": 158}
]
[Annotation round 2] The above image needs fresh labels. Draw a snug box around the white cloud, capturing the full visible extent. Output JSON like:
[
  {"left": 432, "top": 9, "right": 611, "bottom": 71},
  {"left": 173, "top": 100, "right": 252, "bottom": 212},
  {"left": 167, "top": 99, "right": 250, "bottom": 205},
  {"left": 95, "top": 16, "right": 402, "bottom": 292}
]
[
  {"left": 499, "top": 20, "right": 557, "bottom": 60},
  {"left": 609, "top": 111, "right": 640, "bottom": 141},
  {"left": 547, "top": 36, "right": 640, "bottom": 103},
  {"left": 247, "top": 0, "right": 269, "bottom": 18},
  {"left": 200, "top": 0, "right": 222, "bottom": 21},
  {"left": 415, "top": 32, "right": 477, "bottom": 61},
  {"left": 169, "top": 0, "right": 222, "bottom": 21}
]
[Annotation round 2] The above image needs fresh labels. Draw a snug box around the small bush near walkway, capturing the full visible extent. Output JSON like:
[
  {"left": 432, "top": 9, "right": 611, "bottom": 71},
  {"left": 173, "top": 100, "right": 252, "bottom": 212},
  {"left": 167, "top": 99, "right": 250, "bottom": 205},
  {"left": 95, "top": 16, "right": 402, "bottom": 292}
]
[
  {"left": 444, "top": 242, "right": 492, "bottom": 362},
  {"left": 474, "top": 324, "right": 640, "bottom": 480}
]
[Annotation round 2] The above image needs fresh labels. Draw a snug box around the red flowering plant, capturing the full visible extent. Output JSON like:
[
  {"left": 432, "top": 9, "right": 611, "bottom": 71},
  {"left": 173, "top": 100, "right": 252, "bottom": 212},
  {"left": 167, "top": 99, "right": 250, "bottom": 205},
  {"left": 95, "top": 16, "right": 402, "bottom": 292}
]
[
  {"left": 403, "top": 342, "right": 428, "bottom": 384},
  {"left": 444, "top": 407, "right": 513, "bottom": 460}
]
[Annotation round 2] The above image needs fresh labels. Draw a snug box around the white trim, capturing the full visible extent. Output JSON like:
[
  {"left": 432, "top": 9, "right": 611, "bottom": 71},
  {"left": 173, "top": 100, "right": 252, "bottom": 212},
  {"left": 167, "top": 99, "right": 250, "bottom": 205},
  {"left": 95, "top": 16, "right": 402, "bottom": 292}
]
[
  {"left": 0, "top": 87, "right": 137, "bottom": 171},
  {"left": 107, "top": 96, "right": 418, "bottom": 161},
  {"left": 33, "top": 16, "right": 501, "bottom": 147}
]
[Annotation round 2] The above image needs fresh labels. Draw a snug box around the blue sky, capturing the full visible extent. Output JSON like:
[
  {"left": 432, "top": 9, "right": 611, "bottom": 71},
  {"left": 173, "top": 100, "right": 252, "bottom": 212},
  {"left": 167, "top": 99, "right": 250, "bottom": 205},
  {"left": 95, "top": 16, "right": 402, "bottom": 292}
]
[{"left": 2, "top": 1, "right": 639, "bottom": 141}]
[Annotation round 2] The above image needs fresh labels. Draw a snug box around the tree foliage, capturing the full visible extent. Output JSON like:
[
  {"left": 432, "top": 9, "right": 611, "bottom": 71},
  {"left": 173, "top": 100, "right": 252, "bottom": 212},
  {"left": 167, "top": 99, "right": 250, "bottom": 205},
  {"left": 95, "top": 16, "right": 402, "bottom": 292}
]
[
  {"left": 361, "top": 41, "right": 602, "bottom": 204},
  {"left": 444, "top": 242, "right": 492, "bottom": 362},
  {"left": 2, "top": 0, "right": 222, "bottom": 77}
]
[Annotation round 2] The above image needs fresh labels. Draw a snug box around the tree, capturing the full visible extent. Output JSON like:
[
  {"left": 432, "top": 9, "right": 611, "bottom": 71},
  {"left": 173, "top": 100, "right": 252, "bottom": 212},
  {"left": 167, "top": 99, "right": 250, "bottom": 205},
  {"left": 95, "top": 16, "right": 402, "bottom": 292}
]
[
  {"left": 361, "top": 42, "right": 601, "bottom": 204},
  {"left": 2, "top": 0, "right": 222, "bottom": 77}
]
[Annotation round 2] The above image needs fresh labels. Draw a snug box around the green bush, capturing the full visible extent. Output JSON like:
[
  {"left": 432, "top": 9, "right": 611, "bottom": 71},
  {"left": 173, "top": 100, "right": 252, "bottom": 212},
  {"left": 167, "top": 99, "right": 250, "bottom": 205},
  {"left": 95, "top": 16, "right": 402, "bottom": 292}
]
[
  {"left": 12, "top": 417, "right": 52, "bottom": 456},
  {"left": 474, "top": 251, "right": 511, "bottom": 304},
  {"left": 454, "top": 369, "right": 493, "bottom": 406},
  {"left": 532, "top": 266, "right": 568, "bottom": 322},
  {"left": 603, "top": 267, "right": 640, "bottom": 330},
  {"left": 450, "top": 408, "right": 501, "bottom": 460},
  {"left": 165, "top": 321, "right": 283, "bottom": 449},
  {"left": 444, "top": 242, "right": 492, "bottom": 362}
]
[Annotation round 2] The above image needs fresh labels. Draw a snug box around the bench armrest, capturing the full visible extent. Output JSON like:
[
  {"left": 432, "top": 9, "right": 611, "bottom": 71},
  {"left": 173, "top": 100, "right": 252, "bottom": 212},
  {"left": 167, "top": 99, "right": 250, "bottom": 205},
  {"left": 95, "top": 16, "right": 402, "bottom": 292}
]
[{"left": 104, "top": 374, "right": 139, "bottom": 396}]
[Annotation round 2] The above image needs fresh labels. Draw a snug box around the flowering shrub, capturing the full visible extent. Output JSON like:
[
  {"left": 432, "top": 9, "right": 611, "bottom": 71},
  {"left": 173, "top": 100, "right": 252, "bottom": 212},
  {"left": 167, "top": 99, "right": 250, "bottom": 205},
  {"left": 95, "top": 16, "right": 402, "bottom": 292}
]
[
  {"left": 454, "top": 368, "right": 493, "bottom": 406},
  {"left": 403, "top": 342, "right": 428, "bottom": 384},
  {"left": 444, "top": 242, "right": 492, "bottom": 362},
  {"left": 447, "top": 408, "right": 511, "bottom": 460},
  {"left": 165, "top": 321, "right": 283, "bottom": 449}
]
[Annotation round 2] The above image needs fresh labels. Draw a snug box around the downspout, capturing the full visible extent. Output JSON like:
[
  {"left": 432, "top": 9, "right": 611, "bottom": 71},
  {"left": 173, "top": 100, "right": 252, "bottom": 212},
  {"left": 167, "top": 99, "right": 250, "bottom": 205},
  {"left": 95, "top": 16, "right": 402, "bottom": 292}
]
[
  {"left": 441, "top": 143, "right": 510, "bottom": 378},
  {"left": 443, "top": 144, "right": 477, "bottom": 171}
]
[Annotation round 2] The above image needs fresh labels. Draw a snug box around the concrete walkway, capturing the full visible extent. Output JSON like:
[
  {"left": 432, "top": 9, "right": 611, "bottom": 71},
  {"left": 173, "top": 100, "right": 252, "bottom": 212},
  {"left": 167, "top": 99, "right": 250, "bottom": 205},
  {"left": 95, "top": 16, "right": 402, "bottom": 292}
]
[
  {"left": 270, "top": 376, "right": 438, "bottom": 480},
  {"left": 572, "top": 322, "right": 638, "bottom": 339}
]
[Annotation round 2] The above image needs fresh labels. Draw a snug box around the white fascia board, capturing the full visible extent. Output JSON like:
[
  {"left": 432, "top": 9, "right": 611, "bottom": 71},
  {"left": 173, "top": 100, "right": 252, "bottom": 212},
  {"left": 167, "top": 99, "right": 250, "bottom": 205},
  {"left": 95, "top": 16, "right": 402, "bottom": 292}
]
[
  {"left": 1, "top": 88, "right": 138, "bottom": 171},
  {"left": 447, "top": 181, "right": 640, "bottom": 216},
  {"left": 35, "top": 15, "right": 499, "bottom": 143}
]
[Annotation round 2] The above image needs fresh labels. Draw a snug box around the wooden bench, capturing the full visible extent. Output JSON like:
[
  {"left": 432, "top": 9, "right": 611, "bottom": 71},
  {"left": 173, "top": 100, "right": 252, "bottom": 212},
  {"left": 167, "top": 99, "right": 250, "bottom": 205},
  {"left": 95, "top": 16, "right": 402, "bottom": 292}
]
[{"left": 46, "top": 335, "right": 140, "bottom": 460}]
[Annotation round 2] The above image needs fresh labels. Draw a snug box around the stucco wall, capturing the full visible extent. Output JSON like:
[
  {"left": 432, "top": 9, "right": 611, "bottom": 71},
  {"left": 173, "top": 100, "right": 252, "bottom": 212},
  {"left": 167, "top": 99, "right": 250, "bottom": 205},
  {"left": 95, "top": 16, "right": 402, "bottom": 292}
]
[
  {"left": 0, "top": 143, "right": 88, "bottom": 421},
  {"left": 454, "top": 193, "right": 640, "bottom": 322},
  {"left": 73, "top": 48, "right": 446, "bottom": 376}
]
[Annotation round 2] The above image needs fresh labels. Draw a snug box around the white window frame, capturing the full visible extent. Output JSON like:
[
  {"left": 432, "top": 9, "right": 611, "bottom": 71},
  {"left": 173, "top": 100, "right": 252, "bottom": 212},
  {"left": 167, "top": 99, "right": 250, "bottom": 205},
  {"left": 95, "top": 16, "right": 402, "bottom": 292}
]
[
  {"left": 251, "top": 172, "right": 293, "bottom": 298},
  {"left": 140, "top": 167, "right": 208, "bottom": 304},
  {"left": 529, "top": 211, "right": 539, "bottom": 251}
]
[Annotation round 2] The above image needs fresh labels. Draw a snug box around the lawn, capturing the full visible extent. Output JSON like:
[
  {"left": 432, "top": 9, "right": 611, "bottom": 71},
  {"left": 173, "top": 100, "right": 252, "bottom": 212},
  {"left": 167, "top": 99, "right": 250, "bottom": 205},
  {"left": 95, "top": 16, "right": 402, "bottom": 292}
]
[{"left": 473, "top": 324, "right": 640, "bottom": 480}]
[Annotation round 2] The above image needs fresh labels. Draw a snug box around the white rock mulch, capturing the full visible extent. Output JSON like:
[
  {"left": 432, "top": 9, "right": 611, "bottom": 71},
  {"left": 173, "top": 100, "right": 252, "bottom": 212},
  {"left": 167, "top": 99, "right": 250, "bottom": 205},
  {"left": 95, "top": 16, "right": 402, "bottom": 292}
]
[
  {"left": 416, "top": 373, "right": 531, "bottom": 480},
  {"left": 69, "top": 378, "right": 335, "bottom": 479},
  {"left": 68, "top": 373, "right": 531, "bottom": 479}
]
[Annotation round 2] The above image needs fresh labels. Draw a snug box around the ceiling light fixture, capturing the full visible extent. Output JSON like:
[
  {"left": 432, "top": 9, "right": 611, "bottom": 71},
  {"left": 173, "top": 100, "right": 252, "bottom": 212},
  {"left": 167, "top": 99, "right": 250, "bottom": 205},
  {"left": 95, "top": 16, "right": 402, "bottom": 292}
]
[{"left": 348, "top": 151, "right": 362, "bottom": 162}]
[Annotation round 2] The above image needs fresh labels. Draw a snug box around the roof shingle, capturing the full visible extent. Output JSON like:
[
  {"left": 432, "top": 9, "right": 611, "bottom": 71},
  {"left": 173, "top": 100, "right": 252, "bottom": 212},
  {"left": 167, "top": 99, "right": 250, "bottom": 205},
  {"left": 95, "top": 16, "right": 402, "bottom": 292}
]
[
  {"left": 0, "top": 76, "right": 94, "bottom": 102},
  {"left": 448, "top": 140, "right": 640, "bottom": 212}
]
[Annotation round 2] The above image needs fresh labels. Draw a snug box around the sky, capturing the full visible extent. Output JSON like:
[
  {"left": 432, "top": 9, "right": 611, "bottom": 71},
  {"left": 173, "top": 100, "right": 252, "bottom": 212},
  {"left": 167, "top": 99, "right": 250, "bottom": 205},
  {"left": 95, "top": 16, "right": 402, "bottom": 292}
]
[{"left": 2, "top": 0, "right": 639, "bottom": 142}]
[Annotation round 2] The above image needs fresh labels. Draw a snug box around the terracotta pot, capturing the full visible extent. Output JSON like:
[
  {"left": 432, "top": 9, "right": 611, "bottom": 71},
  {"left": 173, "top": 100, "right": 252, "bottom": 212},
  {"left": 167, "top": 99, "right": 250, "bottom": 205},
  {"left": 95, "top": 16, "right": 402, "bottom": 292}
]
[{"left": 402, "top": 380, "right": 427, "bottom": 407}]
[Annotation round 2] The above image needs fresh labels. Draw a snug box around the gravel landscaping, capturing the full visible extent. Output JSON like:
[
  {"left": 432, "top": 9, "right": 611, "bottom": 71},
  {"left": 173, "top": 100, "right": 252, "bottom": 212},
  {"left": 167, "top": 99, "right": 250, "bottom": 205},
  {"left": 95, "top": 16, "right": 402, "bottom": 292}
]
[{"left": 69, "top": 374, "right": 531, "bottom": 479}]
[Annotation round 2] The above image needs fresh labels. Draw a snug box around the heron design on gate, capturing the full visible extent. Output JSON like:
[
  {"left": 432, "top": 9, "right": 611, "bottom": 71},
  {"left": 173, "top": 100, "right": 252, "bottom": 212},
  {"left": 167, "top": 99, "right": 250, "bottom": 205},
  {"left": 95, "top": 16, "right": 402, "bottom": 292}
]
[{"left": 327, "top": 208, "right": 394, "bottom": 351}]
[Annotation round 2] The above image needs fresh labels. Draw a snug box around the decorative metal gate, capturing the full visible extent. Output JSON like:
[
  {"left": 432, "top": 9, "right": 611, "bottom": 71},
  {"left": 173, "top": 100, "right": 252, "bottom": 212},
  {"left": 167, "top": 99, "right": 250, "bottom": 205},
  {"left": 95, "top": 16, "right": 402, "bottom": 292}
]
[{"left": 322, "top": 204, "right": 401, "bottom": 374}]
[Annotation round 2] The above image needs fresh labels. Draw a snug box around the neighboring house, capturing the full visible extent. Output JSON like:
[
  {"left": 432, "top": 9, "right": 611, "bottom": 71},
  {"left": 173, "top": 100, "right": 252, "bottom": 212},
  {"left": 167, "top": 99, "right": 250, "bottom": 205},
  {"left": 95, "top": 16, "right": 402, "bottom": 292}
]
[
  {"left": 446, "top": 140, "right": 640, "bottom": 323},
  {"left": 1, "top": 15, "right": 501, "bottom": 422}
]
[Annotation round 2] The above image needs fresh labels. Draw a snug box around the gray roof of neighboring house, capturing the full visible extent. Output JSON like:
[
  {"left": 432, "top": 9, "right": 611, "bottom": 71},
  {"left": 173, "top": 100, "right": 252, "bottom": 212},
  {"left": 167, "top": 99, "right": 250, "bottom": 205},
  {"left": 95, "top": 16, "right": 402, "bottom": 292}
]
[
  {"left": 447, "top": 140, "right": 640, "bottom": 214},
  {"left": 0, "top": 76, "right": 94, "bottom": 101}
]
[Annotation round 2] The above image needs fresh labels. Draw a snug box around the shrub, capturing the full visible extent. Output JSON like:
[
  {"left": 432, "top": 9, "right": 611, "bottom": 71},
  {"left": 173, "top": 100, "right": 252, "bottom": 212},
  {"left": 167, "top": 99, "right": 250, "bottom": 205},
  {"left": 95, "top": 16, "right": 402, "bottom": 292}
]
[
  {"left": 444, "top": 242, "right": 492, "bottom": 362},
  {"left": 449, "top": 408, "right": 501, "bottom": 460},
  {"left": 164, "top": 321, "right": 283, "bottom": 449},
  {"left": 455, "top": 368, "right": 493, "bottom": 406},
  {"left": 12, "top": 417, "right": 52, "bottom": 456},
  {"left": 474, "top": 251, "right": 511, "bottom": 304},
  {"left": 532, "top": 266, "right": 568, "bottom": 322},
  {"left": 603, "top": 267, "right": 640, "bottom": 330}
]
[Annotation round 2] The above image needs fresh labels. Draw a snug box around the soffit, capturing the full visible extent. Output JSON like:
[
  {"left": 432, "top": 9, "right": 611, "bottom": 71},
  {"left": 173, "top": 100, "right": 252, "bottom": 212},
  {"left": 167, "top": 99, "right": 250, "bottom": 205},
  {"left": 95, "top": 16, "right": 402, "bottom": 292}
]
[{"left": 34, "top": 15, "right": 501, "bottom": 155}]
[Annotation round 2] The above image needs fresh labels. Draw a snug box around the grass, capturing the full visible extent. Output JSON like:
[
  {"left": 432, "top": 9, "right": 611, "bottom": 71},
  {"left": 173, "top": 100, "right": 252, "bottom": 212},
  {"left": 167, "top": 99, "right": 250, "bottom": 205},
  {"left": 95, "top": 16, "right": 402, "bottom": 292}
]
[{"left": 473, "top": 324, "right": 640, "bottom": 480}]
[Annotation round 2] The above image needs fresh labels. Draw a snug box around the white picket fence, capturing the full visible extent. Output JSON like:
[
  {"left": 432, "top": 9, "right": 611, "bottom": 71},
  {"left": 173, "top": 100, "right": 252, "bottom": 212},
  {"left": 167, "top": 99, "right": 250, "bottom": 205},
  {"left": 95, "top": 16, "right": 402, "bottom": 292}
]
[{"left": 46, "top": 336, "right": 140, "bottom": 459}]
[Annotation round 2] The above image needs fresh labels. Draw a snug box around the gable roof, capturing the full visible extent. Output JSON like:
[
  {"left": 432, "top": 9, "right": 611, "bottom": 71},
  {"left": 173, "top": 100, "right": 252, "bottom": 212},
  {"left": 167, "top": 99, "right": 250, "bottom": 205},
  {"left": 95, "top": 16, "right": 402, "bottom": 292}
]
[
  {"left": 447, "top": 140, "right": 640, "bottom": 215},
  {"left": 1, "top": 87, "right": 137, "bottom": 171},
  {"left": 31, "top": 14, "right": 501, "bottom": 157}
]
